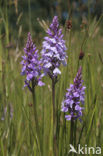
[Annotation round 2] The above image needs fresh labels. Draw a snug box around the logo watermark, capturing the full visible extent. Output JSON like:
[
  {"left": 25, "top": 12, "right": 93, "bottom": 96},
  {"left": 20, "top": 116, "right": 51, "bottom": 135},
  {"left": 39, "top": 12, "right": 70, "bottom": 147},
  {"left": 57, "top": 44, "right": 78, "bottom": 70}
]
[{"left": 68, "top": 144, "right": 101, "bottom": 155}]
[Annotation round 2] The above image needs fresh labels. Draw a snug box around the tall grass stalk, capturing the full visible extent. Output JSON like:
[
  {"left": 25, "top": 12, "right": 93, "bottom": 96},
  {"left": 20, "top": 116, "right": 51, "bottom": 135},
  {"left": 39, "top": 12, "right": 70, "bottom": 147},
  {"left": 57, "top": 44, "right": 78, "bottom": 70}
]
[
  {"left": 52, "top": 79, "right": 58, "bottom": 156},
  {"left": 28, "top": 0, "right": 32, "bottom": 33},
  {"left": 32, "top": 82, "right": 42, "bottom": 156}
]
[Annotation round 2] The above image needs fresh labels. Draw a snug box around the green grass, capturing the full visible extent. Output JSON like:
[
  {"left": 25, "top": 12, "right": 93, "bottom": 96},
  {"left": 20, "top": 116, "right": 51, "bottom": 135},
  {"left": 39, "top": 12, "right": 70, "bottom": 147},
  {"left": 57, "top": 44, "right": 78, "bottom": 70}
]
[{"left": 0, "top": 5, "right": 103, "bottom": 155}]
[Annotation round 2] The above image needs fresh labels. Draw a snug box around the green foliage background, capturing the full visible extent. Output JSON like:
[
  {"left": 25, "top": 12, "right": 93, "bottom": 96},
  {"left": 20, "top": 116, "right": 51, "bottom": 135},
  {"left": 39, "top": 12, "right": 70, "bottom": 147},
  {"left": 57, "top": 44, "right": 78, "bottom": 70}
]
[{"left": 0, "top": 0, "right": 103, "bottom": 155}]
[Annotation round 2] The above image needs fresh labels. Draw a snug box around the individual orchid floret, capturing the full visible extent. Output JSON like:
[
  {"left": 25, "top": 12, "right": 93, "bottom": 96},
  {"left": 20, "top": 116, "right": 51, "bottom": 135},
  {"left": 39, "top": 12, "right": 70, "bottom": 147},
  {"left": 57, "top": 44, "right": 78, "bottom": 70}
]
[
  {"left": 41, "top": 16, "right": 67, "bottom": 81},
  {"left": 21, "top": 32, "right": 44, "bottom": 91},
  {"left": 61, "top": 66, "right": 86, "bottom": 121}
]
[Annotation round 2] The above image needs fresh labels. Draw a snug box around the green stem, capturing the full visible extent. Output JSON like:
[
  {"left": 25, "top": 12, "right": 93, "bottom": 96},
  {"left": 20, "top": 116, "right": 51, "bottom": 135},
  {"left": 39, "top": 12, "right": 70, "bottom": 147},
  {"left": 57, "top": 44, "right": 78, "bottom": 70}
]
[
  {"left": 69, "top": 120, "right": 74, "bottom": 156},
  {"left": 52, "top": 79, "right": 58, "bottom": 156},
  {"left": 29, "top": 108, "right": 32, "bottom": 154},
  {"left": 32, "top": 83, "right": 42, "bottom": 156},
  {"left": 74, "top": 121, "right": 77, "bottom": 156}
]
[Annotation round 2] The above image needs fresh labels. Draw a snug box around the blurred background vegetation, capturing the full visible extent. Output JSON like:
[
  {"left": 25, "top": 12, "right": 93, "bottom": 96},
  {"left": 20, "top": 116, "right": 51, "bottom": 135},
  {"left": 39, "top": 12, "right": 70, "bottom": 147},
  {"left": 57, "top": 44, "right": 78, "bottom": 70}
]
[
  {"left": 0, "top": 0, "right": 103, "bottom": 155},
  {"left": 0, "top": 0, "right": 103, "bottom": 40}
]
